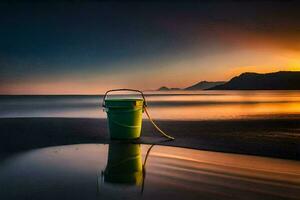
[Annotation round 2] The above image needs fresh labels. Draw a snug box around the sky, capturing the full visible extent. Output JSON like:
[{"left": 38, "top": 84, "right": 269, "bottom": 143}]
[{"left": 1, "top": 1, "right": 300, "bottom": 94}]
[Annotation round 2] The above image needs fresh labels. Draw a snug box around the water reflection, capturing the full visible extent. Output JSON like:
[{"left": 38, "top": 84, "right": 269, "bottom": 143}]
[
  {"left": 0, "top": 144, "right": 299, "bottom": 200},
  {"left": 1, "top": 91, "right": 300, "bottom": 120},
  {"left": 103, "top": 143, "right": 143, "bottom": 185},
  {"left": 98, "top": 143, "right": 155, "bottom": 197}
]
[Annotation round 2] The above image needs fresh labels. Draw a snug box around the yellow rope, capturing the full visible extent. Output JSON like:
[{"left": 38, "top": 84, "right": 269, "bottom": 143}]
[{"left": 144, "top": 107, "right": 175, "bottom": 140}]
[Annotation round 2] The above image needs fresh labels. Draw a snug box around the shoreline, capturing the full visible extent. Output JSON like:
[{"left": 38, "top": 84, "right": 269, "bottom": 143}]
[{"left": 0, "top": 117, "right": 299, "bottom": 160}]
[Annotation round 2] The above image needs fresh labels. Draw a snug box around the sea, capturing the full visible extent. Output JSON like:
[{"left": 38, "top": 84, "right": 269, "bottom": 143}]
[
  {"left": 1, "top": 90, "right": 300, "bottom": 120},
  {"left": 0, "top": 91, "right": 300, "bottom": 121}
]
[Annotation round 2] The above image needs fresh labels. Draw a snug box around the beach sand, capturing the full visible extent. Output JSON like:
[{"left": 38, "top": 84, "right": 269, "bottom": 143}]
[{"left": 0, "top": 118, "right": 299, "bottom": 160}]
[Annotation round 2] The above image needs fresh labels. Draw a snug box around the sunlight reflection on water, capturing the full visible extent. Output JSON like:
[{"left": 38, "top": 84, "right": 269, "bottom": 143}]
[
  {"left": 0, "top": 144, "right": 299, "bottom": 200},
  {"left": 1, "top": 91, "right": 300, "bottom": 120}
]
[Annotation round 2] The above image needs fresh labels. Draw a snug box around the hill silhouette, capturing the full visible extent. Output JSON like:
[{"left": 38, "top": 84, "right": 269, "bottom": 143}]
[
  {"left": 185, "top": 81, "right": 226, "bottom": 90},
  {"left": 210, "top": 71, "right": 300, "bottom": 90},
  {"left": 158, "top": 86, "right": 181, "bottom": 91},
  {"left": 157, "top": 81, "right": 225, "bottom": 91}
]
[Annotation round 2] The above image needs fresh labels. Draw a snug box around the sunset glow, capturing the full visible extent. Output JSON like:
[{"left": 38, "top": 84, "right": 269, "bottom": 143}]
[
  {"left": 1, "top": 1, "right": 300, "bottom": 94},
  {"left": 1, "top": 2, "right": 300, "bottom": 200}
]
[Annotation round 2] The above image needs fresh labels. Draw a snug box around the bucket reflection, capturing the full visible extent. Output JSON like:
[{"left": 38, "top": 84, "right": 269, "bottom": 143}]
[
  {"left": 104, "top": 143, "right": 143, "bottom": 185},
  {"left": 98, "top": 142, "right": 154, "bottom": 198}
]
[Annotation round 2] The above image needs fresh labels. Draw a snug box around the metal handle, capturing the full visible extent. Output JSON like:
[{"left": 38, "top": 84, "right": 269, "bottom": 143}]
[{"left": 102, "top": 89, "right": 147, "bottom": 107}]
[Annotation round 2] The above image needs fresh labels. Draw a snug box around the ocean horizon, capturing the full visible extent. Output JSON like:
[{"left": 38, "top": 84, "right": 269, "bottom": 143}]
[{"left": 1, "top": 90, "right": 300, "bottom": 120}]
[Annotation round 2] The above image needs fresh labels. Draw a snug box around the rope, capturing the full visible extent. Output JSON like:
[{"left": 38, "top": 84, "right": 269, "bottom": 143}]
[
  {"left": 144, "top": 106, "right": 175, "bottom": 140},
  {"left": 102, "top": 88, "right": 174, "bottom": 140}
]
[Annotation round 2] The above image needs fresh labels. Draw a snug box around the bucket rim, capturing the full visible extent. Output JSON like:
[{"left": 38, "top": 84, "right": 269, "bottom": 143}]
[{"left": 105, "top": 98, "right": 144, "bottom": 102}]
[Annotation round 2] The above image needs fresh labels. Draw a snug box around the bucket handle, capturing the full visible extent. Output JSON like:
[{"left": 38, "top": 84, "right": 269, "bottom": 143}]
[
  {"left": 102, "top": 89, "right": 147, "bottom": 108},
  {"left": 102, "top": 89, "right": 174, "bottom": 140}
]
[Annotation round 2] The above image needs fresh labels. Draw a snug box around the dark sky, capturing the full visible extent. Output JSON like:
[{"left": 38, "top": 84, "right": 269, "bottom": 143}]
[{"left": 1, "top": 1, "right": 300, "bottom": 94}]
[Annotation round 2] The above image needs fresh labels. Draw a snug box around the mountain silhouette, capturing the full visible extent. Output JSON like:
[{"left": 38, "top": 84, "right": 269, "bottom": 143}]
[
  {"left": 210, "top": 71, "right": 300, "bottom": 90},
  {"left": 157, "top": 81, "right": 225, "bottom": 91},
  {"left": 185, "top": 81, "right": 226, "bottom": 90},
  {"left": 158, "top": 86, "right": 181, "bottom": 91}
]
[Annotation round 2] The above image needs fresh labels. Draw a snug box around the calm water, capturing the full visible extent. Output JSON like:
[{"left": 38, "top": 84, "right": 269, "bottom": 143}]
[
  {"left": 0, "top": 143, "right": 299, "bottom": 200},
  {"left": 1, "top": 91, "right": 300, "bottom": 120}
]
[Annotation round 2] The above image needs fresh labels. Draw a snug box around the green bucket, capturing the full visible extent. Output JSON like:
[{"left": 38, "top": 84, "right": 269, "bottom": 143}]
[{"left": 103, "top": 89, "right": 146, "bottom": 140}]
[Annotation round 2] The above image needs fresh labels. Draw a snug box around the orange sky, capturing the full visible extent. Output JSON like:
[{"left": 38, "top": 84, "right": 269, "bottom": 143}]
[
  {"left": 1, "top": 2, "right": 300, "bottom": 94},
  {"left": 2, "top": 47, "right": 300, "bottom": 94}
]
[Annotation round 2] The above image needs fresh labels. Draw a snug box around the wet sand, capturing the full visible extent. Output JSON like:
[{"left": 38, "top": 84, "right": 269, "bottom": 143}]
[
  {"left": 1, "top": 143, "right": 299, "bottom": 200},
  {"left": 0, "top": 118, "right": 299, "bottom": 160}
]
